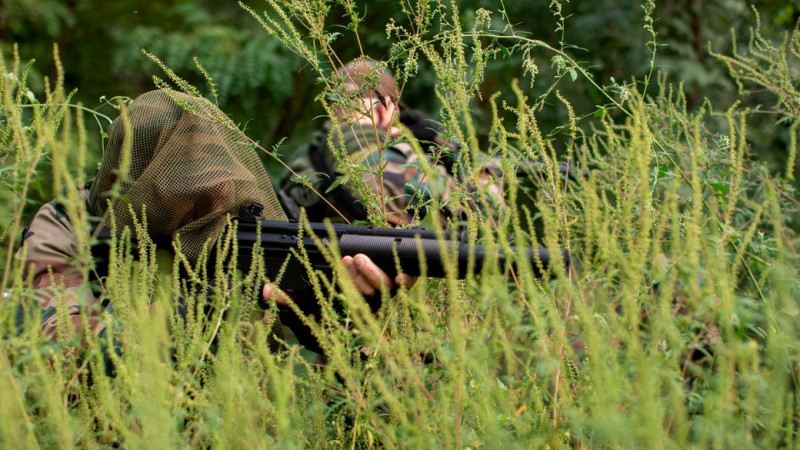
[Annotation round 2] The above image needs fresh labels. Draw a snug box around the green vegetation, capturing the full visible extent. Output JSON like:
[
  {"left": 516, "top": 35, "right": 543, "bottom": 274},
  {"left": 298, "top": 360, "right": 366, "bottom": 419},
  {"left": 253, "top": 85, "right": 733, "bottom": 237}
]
[{"left": 1, "top": 0, "right": 799, "bottom": 447}]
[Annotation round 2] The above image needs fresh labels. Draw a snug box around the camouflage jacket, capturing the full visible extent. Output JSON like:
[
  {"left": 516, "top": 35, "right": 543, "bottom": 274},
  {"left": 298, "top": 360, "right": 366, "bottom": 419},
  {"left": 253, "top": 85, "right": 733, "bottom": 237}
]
[
  {"left": 279, "top": 120, "right": 458, "bottom": 225},
  {"left": 15, "top": 190, "right": 106, "bottom": 342}
]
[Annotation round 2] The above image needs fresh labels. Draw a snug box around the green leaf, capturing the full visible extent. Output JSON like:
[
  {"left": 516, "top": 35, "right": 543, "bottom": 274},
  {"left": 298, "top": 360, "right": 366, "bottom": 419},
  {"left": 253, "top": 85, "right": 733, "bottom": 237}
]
[
  {"left": 656, "top": 163, "right": 670, "bottom": 177},
  {"left": 326, "top": 32, "right": 342, "bottom": 44},
  {"left": 709, "top": 181, "right": 730, "bottom": 195},
  {"left": 326, "top": 174, "right": 349, "bottom": 193}
]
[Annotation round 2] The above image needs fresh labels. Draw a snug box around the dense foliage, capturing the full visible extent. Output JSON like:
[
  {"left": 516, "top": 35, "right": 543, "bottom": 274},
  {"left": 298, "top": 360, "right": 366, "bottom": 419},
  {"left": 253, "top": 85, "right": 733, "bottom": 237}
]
[
  {"left": 1, "top": 0, "right": 799, "bottom": 447},
  {"left": 3, "top": 0, "right": 799, "bottom": 172}
]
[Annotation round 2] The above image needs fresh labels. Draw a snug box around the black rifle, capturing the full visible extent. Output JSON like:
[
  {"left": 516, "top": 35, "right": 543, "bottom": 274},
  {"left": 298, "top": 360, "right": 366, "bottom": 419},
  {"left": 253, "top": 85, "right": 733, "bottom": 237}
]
[
  {"left": 235, "top": 202, "right": 567, "bottom": 350},
  {"left": 236, "top": 202, "right": 565, "bottom": 289}
]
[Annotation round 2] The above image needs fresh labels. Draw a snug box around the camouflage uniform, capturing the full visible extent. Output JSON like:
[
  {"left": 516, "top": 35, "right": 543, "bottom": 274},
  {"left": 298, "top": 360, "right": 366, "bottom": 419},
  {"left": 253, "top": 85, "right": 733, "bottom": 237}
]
[{"left": 16, "top": 189, "right": 105, "bottom": 341}]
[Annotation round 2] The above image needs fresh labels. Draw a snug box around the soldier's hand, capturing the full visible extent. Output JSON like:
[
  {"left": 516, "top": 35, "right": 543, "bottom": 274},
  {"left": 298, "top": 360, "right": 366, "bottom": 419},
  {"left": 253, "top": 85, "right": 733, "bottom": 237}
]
[
  {"left": 342, "top": 254, "right": 416, "bottom": 296},
  {"left": 262, "top": 283, "right": 293, "bottom": 306},
  {"left": 262, "top": 254, "right": 416, "bottom": 305}
]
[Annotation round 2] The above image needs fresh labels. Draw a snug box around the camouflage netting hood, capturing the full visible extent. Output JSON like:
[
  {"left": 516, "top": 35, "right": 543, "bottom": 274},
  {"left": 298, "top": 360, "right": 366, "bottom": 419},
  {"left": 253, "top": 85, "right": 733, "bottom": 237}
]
[{"left": 88, "top": 89, "right": 286, "bottom": 262}]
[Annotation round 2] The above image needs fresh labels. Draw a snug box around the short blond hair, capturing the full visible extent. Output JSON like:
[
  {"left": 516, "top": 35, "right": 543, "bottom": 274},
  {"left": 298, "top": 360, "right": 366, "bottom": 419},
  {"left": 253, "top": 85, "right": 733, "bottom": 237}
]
[{"left": 336, "top": 59, "right": 398, "bottom": 103}]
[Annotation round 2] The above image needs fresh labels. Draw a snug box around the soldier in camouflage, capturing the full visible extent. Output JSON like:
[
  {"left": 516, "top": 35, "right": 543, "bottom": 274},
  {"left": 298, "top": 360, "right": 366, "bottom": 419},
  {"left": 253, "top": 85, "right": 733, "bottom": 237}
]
[{"left": 278, "top": 59, "right": 504, "bottom": 227}]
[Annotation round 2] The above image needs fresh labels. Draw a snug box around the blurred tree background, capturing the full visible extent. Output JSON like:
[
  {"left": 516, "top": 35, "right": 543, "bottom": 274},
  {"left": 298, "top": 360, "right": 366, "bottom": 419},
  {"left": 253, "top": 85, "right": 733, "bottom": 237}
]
[{"left": 2, "top": 0, "right": 798, "bottom": 181}]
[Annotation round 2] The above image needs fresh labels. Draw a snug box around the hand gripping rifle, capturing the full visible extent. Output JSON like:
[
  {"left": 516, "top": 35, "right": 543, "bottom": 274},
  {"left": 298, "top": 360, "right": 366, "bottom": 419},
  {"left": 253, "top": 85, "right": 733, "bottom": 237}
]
[{"left": 235, "top": 202, "right": 568, "bottom": 350}]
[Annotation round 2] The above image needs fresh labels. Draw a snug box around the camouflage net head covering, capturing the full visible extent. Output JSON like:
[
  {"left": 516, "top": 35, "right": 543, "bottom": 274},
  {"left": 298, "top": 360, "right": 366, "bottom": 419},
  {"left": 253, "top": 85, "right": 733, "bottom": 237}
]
[{"left": 88, "top": 89, "right": 286, "bottom": 262}]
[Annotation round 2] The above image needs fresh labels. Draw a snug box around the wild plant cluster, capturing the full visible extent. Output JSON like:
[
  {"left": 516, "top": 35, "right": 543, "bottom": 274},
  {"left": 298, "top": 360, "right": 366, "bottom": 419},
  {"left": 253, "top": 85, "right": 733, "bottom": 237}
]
[{"left": 1, "top": 1, "right": 798, "bottom": 448}]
